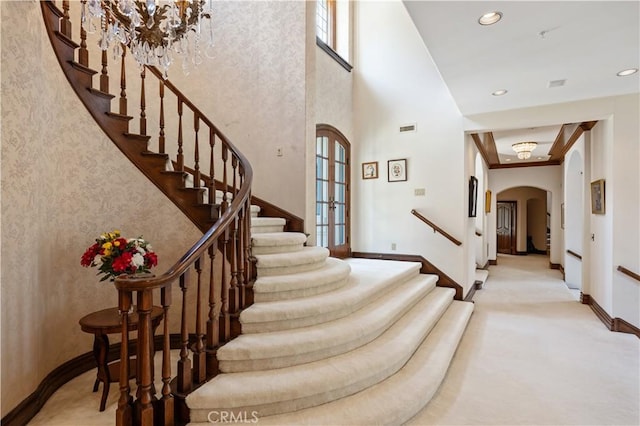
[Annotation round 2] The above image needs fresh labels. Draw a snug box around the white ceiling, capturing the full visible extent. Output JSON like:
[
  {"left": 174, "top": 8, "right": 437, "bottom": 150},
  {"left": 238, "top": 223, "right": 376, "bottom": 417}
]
[{"left": 403, "top": 1, "right": 640, "bottom": 161}]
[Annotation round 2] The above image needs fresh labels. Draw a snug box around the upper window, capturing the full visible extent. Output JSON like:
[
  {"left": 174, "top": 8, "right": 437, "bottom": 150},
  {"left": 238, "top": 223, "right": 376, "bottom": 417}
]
[
  {"left": 315, "top": 0, "right": 352, "bottom": 71},
  {"left": 316, "top": 0, "right": 336, "bottom": 49}
]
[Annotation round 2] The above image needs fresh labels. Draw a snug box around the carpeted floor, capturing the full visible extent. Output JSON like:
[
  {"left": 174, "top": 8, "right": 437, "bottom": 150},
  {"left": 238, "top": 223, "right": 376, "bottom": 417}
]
[
  {"left": 27, "top": 253, "right": 639, "bottom": 425},
  {"left": 408, "top": 254, "right": 640, "bottom": 426}
]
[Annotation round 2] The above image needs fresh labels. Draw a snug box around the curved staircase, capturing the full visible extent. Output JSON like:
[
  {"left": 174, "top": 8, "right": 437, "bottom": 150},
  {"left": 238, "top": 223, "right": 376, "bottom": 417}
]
[
  {"left": 40, "top": 2, "right": 473, "bottom": 424},
  {"left": 188, "top": 212, "right": 474, "bottom": 424}
]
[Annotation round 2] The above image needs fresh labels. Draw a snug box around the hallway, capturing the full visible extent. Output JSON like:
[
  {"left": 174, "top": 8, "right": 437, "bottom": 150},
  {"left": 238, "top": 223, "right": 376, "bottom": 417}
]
[
  {"left": 28, "top": 255, "right": 639, "bottom": 425},
  {"left": 409, "top": 254, "right": 640, "bottom": 425}
]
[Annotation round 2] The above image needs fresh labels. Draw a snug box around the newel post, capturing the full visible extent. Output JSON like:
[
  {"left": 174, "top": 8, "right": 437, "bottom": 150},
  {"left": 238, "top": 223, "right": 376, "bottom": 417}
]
[
  {"left": 116, "top": 290, "right": 133, "bottom": 426},
  {"left": 135, "top": 290, "right": 156, "bottom": 425}
]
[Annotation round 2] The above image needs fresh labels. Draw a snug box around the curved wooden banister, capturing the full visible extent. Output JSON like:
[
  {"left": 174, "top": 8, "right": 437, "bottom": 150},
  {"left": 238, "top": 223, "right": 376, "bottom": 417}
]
[
  {"left": 617, "top": 266, "right": 640, "bottom": 283},
  {"left": 410, "top": 210, "right": 462, "bottom": 246},
  {"left": 566, "top": 249, "right": 583, "bottom": 261},
  {"left": 42, "top": 2, "right": 256, "bottom": 424}
]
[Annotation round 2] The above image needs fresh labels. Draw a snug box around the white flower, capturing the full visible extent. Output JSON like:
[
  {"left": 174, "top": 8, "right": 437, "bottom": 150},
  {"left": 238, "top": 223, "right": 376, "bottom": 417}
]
[
  {"left": 131, "top": 252, "right": 145, "bottom": 268},
  {"left": 93, "top": 255, "right": 103, "bottom": 266}
]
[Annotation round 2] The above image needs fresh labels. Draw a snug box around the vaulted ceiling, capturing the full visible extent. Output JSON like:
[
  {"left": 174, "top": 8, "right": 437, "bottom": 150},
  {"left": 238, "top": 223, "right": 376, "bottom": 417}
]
[{"left": 403, "top": 1, "right": 639, "bottom": 167}]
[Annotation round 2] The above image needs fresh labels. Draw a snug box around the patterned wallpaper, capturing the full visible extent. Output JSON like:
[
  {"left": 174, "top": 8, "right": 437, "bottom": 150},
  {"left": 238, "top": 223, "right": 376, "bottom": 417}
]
[{"left": 1, "top": 1, "right": 201, "bottom": 414}]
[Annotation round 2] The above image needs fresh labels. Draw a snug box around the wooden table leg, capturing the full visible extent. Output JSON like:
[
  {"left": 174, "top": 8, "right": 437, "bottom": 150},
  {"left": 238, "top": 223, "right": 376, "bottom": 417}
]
[{"left": 93, "top": 333, "right": 111, "bottom": 412}]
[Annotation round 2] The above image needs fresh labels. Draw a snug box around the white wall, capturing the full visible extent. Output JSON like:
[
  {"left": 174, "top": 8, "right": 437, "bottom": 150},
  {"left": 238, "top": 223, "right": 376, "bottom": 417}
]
[
  {"left": 352, "top": 0, "right": 469, "bottom": 291},
  {"left": 564, "top": 143, "right": 585, "bottom": 290}
]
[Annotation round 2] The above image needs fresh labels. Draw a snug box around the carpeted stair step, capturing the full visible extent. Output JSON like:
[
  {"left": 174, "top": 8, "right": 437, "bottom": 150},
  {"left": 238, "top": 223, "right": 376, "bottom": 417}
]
[
  {"left": 250, "top": 205, "right": 260, "bottom": 217},
  {"left": 240, "top": 259, "right": 421, "bottom": 333},
  {"left": 253, "top": 257, "right": 351, "bottom": 302},
  {"left": 187, "top": 286, "right": 457, "bottom": 421},
  {"left": 252, "top": 232, "right": 308, "bottom": 255},
  {"left": 217, "top": 273, "right": 438, "bottom": 372},
  {"left": 251, "top": 300, "right": 474, "bottom": 426},
  {"left": 251, "top": 217, "right": 286, "bottom": 233},
  {"left": 254, "top": 246, "right": 329, "bottom": 277},
  {"left": 475, "top": 269, "right": 489, "bottom": 289}
]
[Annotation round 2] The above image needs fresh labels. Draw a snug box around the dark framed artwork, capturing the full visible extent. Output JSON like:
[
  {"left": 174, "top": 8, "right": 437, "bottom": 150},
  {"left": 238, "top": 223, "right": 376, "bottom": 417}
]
[
  {"left": 387, "top": 159, "right": 407, "bottom": 182},
  {"left": 469, "top": 176, "right": 478, "bottom": 217},
  {"left": 591, "top": 179, "right": 605, "bottom": 214},
  {"left": 362, "top": 161, "right": 378, "bottom": 179}
]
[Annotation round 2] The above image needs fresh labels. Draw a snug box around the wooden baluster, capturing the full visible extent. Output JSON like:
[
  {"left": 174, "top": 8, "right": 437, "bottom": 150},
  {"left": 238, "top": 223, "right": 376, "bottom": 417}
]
[
  {"left": 177, "top": 272, "right": 192, "bottom": 394},
  {"left": 221, "top": 146, "right": 228, "bottom": 211},
  {"left": 158, "top": 286, "right": 174, "bottom": 425},
  {"left": 229, "top": 220, "right": 239, "bottom": 338},
  {"left": 79, "top": 0, "right": 89, "bottom": 67},
  {"left": 119, "top": 46, "right": 127, "bottom": 115},
  {"left": 61, "top": 0, "right": 72, "bottom": 38},
  {"left": 219, "top": 232, "right": 230, "bottom": 342},
  {"left": 208, "top": 129, "right": 216, "bottom": 205},
  {"left": 232, "top": 156, "right": 239, "bottom": 198},
  {"left": 159, "top": 81, "right": 165, "bottom": 154},
  {"left": 135, "top": 290, "right": 155, "bottom": 425},
  {"left": 116, "top": 290, "right": 133, "bottom": 426},
  {"left": 193, "top": 114, "right": 201, "bottom": 189},
  {"left": 100, "top": 11, "right": 109, "bottom": 93},
  {"left": 177, "top": 100, "right": 184, "bottom": 172},
  {"left": 193, "top": 258, "right": 206, "bottom": 383},
  {"left": 206, "top": 245, "right": 220, "bottom": 376},
  {"left": 140, "top": 68, "right": 147, "bottom": 136}
]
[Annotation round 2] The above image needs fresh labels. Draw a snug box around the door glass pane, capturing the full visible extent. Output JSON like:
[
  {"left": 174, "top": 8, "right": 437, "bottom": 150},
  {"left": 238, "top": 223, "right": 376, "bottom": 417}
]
[
  {"left": 337, "top": 204, "right": 345, "bottom": 224},
  {"left": 336, "top": 143, "right": 345, "bottom": 162},
  {"left": 335, "top": 162, "right": 345, "bottom": 183},
  {"left": 317, "top": 225, "right": 328, "bottom": 248},
  {"left": 335, "top": 182, "right": 345, "bottom": 204},
  {"left": 323, "top": 158, "right": 329, "bottom": 180},
  {"left": 335, "top": 224, "right": 345, "bottom": 245}
]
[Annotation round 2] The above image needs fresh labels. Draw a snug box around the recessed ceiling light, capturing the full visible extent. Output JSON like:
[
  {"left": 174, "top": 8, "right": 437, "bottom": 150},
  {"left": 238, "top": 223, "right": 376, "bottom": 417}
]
[
  {"left": 492, "top": 89, "right": 508, "bottom": 96},
  {"left": 478, "top": 11, "right": 502, "bottom": 26},
  {"left": 617, "top": 68, "right": 638, "bottom": 77}
]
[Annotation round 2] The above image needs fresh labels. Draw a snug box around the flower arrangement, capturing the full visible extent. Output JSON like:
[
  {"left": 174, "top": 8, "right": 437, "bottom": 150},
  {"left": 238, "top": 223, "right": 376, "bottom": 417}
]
[{"left": 81, "top": 230, "right": 158, "bottom": 281}]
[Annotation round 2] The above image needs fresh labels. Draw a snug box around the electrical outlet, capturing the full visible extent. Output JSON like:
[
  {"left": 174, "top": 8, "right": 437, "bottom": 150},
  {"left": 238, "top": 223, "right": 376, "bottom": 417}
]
[
  {"left": 276, "top": 147, "right": 283, "bottom": 157},
  {"left": 391, "top": 243, "right": 397, "bottom": 250},
  {"left": 414, "top": 188, "right": 425, "bottom": 196}
]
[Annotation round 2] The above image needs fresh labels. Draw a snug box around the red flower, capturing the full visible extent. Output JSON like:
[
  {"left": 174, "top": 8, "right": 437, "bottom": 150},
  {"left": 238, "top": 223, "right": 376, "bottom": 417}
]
[
  {"left": 145, "top": 252, "right": 158, "bottom": 267},
  {"left": 80, "top": 243, "right": 100, "bottom": 267},
  {"left": 112, "top": 252, "right": 133, "bottom": 273}
]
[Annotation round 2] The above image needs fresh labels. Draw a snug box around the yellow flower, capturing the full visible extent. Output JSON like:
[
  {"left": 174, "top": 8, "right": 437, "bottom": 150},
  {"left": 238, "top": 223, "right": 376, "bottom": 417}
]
[
  {"left": 103, "top": 248, "right": 112, "bottom": 257},
  {"left": 114, "top": 240, "right": 121, "bottom": 247},
  {"left": 102, "top": 242, "right": 112, "bottom": 250}
]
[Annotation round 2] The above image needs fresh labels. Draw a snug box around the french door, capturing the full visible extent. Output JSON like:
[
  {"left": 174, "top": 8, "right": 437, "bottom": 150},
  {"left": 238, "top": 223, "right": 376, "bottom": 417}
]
[{"left": 316, "top": 125, "right": 351, "bottom": 258}]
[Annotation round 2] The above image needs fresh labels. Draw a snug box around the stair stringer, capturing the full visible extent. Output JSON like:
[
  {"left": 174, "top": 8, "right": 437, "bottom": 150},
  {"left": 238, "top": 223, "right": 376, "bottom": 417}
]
[{"left": 41, "top": 2, "right": 219, "bottom": 232}]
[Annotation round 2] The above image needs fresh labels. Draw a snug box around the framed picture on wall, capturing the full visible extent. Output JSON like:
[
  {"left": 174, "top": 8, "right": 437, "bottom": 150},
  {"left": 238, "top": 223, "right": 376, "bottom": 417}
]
[
  {"left": 362, "top": 161, "right": 379, "bottom": 179},
  {"left": 591, "top": 179, "right": 605, "bottom": 214},
  {"left": 469, "top": 176, "right": 478, "bottom": 217},
  {"left": 485, "top": 190, "right": 492, "bottom": 213},
  {"left": 388, "top": 159, "right": 407, "bottom": 182}
]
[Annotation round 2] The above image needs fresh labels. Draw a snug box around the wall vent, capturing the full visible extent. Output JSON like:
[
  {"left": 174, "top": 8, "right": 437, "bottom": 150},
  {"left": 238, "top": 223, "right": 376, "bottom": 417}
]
[
  {"left": 400, "top": 123, "right": 417, "bottom": 133},
  {"left": 548, "top": 79, "right": 566, "bottom": 88}
]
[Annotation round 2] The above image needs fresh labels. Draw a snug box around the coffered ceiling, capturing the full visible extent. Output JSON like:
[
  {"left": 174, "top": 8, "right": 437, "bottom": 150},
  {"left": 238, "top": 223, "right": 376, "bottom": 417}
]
[{"left": 403, "top": 1, "right": 639, "bottom": 167}]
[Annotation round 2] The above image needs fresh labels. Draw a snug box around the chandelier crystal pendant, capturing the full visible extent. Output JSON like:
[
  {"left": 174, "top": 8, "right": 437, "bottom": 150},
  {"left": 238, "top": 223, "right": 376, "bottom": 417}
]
[
  {"left": 82, "top": 0, "right": 215, "bottom": 78},
  {"left": 511, "top": 141, "right": 537, "bottom": 160}
]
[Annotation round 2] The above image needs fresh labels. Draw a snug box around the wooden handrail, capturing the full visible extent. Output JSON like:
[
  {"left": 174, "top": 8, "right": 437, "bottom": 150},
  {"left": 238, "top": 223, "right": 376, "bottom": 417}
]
[
  {"left": 410, "top": 210, "right": 462, "bottom": 246},
  {"left": 566, "top": 249, "right": 582, "bottom": 260},
  {"left": 617, "top": 266, "right": 640, "bottom": 283}
]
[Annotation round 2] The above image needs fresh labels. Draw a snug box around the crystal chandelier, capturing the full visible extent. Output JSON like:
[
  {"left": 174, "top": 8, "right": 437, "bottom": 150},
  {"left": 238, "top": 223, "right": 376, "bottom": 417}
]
[
  {"left": 83, "top": 0, "right": 214, "bottom": 78},
  {"left": 512, "top": 141, "right": 537, "bottom": 160}
]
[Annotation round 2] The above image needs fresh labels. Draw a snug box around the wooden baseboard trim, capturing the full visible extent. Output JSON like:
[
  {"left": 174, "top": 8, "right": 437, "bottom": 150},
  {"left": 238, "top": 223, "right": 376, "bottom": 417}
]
[
  {"left": 1, "top": 334, "right": 184, "bottom": 426},
  {"left": 613, "top": 317, "right": 640, "bottom": 338},
  {"left": 351, "top": 251, "right": 463, "bottom": 300},
  {"left": 477, "top": 261, "right": 490, "bottom": 270},
  {"left": 489, "top": 259, "right": 498, "bottom": 265},
  {"left": 581, "top": 294, "right": 640, "bottom": 339},
  {"left": 464, "top": 283, "right": 478, "bottom": 302},
  {"left": 549, "top": 262, "right": 561, "bottom": 270}
]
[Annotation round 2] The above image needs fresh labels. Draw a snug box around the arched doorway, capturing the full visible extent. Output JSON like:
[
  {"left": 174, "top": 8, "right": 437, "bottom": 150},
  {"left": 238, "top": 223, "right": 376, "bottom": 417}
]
[
  {"left": 496, "top": 186, "right": 549, "bottom": 256},
  {"left": 316, "top": 124, "right": 351, "bottom": 258}
]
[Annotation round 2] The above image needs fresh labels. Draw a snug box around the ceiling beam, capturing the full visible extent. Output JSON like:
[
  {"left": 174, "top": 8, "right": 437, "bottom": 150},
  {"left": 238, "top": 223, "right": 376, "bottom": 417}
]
[{"left": 471, "top": 132, "right": 500, "bottom": 167}]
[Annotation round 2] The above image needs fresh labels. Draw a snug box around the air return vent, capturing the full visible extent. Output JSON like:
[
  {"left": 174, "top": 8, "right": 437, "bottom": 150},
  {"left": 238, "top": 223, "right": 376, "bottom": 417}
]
[
  {"left": 399, "top": 123, "right": 417, "bottom": 133},
  {"left": 548, "top": 79, "right": 566, "bottom": 88}
]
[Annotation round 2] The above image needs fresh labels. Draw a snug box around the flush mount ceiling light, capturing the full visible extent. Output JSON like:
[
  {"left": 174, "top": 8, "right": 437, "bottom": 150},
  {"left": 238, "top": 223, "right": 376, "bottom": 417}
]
[
  {"left": 492, "top": 89, "right": 508, "bottom": 96},
  {"left": 512, "top": 142, "right": 537, "bottom": 160},
  {"left": 617, "top": 68, "right": 638, "bottom": 77},
  {"left": 478, "top": 11, "right": 502, "bottom": 25}
]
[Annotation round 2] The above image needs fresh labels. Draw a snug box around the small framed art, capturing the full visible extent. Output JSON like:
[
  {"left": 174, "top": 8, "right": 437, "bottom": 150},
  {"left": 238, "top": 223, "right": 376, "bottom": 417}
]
[
  {"left": 591, "top": 179, "right": 605, "bottom": 214},
  {"left": 362, "top": 161, "right": 379, "bottom": 179},
  {"left": 388, "top": 159, "right": 407, "bottom": 182},
  {"left": 469, "top": 176, "right": 478, "bottom": 217}
]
